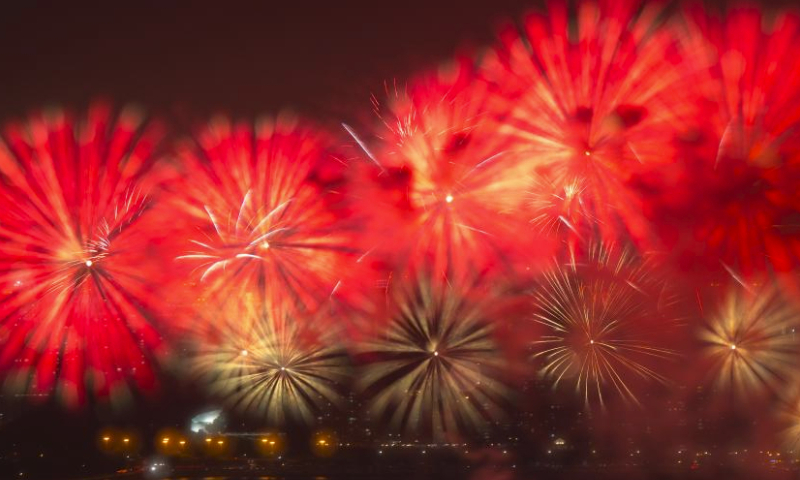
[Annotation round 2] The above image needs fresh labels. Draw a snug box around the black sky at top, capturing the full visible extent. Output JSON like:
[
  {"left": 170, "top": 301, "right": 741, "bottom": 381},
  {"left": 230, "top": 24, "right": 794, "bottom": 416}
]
[
  {"left": 0, "top": 1, "right": 550, "bottom": 125},
  {"left": 1, "top": 1, "right": 793, "bottom": 123}
]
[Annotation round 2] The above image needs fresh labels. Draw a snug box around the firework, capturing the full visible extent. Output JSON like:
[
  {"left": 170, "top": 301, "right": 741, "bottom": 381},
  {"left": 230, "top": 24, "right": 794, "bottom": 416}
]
[
  {"left": 527, "top": 175, "right": 594, "bottom": 239},
  {"left": 191, "top": 297, "right": 349, "bottom": 425},
  {"left": 781, "top": 388, "right": 800, "bottom": 455},
  {"left": 358, "top": 274, "right": 509, "bottom": 439},
  {"left": 0, "top": 104, "right": 172, "bottom": 406},
  {"left": 350, "top": 59, "right": 536, "bottom": 278},
  {"left": 530, "top": 243, "right": 677, "bottom": 407},
  {"left": 174, "top": 115, "right": 356, "bottom": 312},
  {"left": 700, "top": 284, "right": 800, "bottom": 397},
  {"left": 643, "top": 7, "right": 800, "bottom": 276},
  {"left": 486, "top": 0, "right": 695, "bottom": 246}
]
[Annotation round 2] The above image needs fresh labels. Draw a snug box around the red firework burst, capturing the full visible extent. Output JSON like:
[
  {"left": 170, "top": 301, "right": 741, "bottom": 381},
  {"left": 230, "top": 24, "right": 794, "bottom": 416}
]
[
  {"left": 639, "top": 6, "right": 800, "bottom": 280},
  {"left": 0, "top": 103, "right": 174, "bottom": 407},
  {"left": 348, "top": 58, "right": 541, "bottom": 279},
  {"left": 485, "top": 0, "right": 696, "bottom": 247},
  {"left": 173, "top": 114, "right": 357, "bottom": 314}
]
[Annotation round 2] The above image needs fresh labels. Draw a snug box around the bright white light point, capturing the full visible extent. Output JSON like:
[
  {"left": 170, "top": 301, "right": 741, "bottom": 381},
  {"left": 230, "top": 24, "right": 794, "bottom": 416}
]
[
  {"left": 584, "top": 150, "right": 591, "bottom": 156},
  {"left": 433, "top": 351, "right": 439, "bottom": 356},
  {"left": 85, "top": 260, "right": 93, "bottom": 267},
  {"left": 280, "top": 367, "right": 286, "bottom": 371},
  {"left": 261, "top": 241, "right": 270, "bottom": 249},
  {"left": 589, "top": 339, "right": 594, "bottom": 345},
  {"left": 730, "top": 344, "right": 737, "bottom": 350},
  {"left": 241, "top": 349, "right": 248, "bottom": 356},
  {"left": 445, "top": 194, "right": 454, "bottom": 203}
]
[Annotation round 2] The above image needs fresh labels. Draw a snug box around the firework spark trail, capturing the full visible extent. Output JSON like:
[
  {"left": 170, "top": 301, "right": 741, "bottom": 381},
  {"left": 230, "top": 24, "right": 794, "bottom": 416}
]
[
  {"left": 173, "top": 115, "right": 357, "bottom": 314},
  {"left": 530, "top": 243, "right": 677, "bottom": 408},
  {"left": 0, "top": 104, "right": 172, "bottom": 406},
  {"left": 701, "top": 284, "right": 800, "bottom": 398},
  {"left": 357, "top": 59, "right": 536, "bottom": 278},
  {"left": 485, "top": 0, "right": 696, "bottom": 247},
  {"left": 358, "top": 274, "right": 509, "bottom": 439},
  {"left": 191, "top": 297, "right": 349, "bottom": 425}
]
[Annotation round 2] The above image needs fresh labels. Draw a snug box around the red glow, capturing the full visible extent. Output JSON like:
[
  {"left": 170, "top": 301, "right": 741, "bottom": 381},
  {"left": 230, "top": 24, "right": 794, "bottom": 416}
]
[
  {"left": 0, "top": 103, "right": 174, "bottom": 406},
  {"left": 171, "top": 114, "right": 357, "bottom": 316}
]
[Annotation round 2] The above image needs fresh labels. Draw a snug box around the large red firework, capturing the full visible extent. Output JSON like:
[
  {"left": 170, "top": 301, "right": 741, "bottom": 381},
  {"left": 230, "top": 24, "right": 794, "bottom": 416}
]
[
  {"left": 0, "top": 104, "right": 174, "bottom": 407},
  {"left": 485, "top": 0, "right": 696, "bottom": 248},
  {"left": 637, "top": 6, "right": 800, "bottom": 282},
  {"left": 348, "top": 58, "right": 543, "bottom": 280},
  {"left": 173, "top": 114, "right": 357, "bottom": 315}
]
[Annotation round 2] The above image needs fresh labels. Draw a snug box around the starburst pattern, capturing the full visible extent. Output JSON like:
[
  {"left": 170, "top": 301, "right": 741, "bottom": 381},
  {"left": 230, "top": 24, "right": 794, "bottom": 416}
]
[
  {"left": 701, "top": 284, "right": 800, "bottom": 397},
  {"left": 0, "top": 104, "right": 172, "bottom": 406},
  {"left": 487, "top": 0, "right": 695, "bottom": 245},
  {"left": 174, "top": 115, "right": 356, "bottom": 312},
  {"left": 530, "top": 243, "right": 676, "bottom": 407},
  {"left": 358, "top": 275, "right": 508, "bottom": 438},
  {"left": 352, "top": 60, "right": 534, "bottom": 277},
  {"left": 191, "top": 297, "right": 349, "bottom": 424}
]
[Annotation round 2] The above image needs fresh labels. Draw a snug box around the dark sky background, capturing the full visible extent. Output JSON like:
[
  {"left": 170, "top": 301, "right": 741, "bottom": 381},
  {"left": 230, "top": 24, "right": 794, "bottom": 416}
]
[
  {"left": 0, "top": 1, "right": 547, "bottom": 126},
  {"left": 1, "top": 1, "right": 794, "bottom": 122}
]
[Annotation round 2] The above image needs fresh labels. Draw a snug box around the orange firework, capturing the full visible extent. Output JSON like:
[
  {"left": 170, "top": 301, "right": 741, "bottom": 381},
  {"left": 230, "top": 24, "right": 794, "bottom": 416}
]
[{"left": 174, "top": 114, "right": 357, "bottom": 314}]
